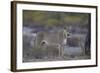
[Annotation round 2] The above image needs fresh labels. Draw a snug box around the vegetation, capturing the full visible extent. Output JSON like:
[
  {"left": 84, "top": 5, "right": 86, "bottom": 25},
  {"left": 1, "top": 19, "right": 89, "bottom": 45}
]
[{"left": 23, "top": 10, "right": 90, "bottom": 28}]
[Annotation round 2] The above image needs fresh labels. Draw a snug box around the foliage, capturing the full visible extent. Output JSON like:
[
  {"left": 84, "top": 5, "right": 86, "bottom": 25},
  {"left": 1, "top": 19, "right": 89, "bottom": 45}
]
[{"left": 23, "top": 10, "right": 90, "bottom": 28}]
